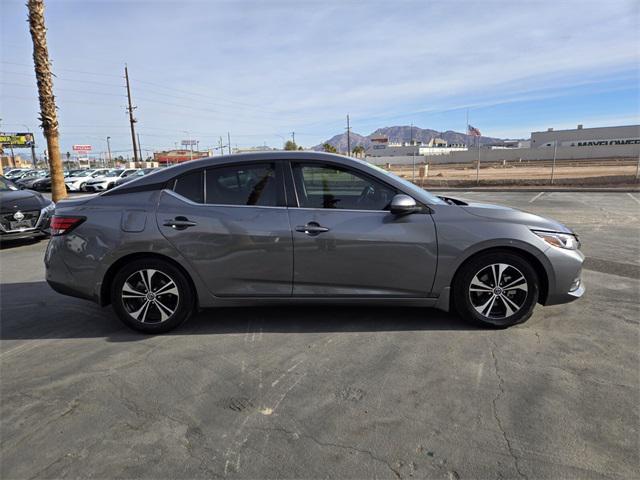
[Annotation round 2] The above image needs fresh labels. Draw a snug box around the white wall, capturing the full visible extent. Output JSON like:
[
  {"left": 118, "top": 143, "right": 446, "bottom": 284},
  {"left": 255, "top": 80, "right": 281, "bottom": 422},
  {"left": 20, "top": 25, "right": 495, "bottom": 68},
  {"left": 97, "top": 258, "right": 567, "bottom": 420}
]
[{"left": 365, "top": 144, "right": 640, "bottom": 166}]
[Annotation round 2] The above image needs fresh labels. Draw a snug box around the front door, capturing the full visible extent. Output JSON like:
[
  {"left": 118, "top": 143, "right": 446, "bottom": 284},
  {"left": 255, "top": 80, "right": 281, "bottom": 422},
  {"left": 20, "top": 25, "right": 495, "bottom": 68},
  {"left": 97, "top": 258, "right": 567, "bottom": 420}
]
[
  {"left": 287, "top": 161, "right": 438, "bottom": 297},
  {"left": 156, "top": 162, "right": 293, "bottom": 296}
]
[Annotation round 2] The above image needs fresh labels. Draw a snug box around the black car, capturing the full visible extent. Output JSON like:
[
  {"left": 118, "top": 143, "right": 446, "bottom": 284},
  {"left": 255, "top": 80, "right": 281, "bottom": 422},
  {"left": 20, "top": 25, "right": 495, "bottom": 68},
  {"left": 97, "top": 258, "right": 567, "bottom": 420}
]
[
  {"left": 31, "top": 176, "right": 52, "bottom": 191},
  {"left": 16, "top": 173, "right": 50, "bottom": 190},
  {"left": 0, "top": 176, "right": 55, "bottom": 241}
]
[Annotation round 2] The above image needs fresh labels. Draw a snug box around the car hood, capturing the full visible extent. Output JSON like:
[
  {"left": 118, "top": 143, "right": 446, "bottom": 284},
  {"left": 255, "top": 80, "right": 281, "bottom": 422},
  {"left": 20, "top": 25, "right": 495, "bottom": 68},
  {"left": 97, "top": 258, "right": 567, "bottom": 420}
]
[
  {"left": 0, "top": 189, "right": 48, "bottom": 211},
  {"left": 455, "top": 199, "right": 573, "bottom": 233}
]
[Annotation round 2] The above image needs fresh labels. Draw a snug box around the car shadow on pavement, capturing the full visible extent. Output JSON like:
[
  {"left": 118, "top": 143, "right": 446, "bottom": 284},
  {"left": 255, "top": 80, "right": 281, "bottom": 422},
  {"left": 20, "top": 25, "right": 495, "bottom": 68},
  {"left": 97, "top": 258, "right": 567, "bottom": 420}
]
[
  {"left": 0, "top": 281, "right": 476, "bottom": 341},
  {"left": 0, "top": 238, "right": 45, "bottom": 250}
]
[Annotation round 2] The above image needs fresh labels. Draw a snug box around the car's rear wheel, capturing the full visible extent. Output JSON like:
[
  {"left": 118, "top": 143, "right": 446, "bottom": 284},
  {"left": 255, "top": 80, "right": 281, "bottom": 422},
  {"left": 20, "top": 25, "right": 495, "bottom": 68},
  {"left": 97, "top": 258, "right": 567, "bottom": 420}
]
[
  {"left": 453, "top": 251, "right": 539, "bottom": 328},
  {"left": 111, "top": 258, "right": 194, "bottom": 334}
]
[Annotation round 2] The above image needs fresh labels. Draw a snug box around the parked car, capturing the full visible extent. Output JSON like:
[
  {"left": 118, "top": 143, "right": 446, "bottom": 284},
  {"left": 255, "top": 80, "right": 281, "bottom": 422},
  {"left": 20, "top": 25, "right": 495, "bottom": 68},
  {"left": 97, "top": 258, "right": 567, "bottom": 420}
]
[
  {"left": 31, "top": 176, "right": 52, "bottom": 191},
  {"left": 6, "top": 169, "right": 38, "bottom": 181},
  {"left": 0, "top": 175, "right": 55, "bottom": 241},
  {"left": 64, "top": 169, "right": 110, "bottom": 192},
  {"left": 83, "top": 168, "right": 138, "bottom": 192},
  {"left": 4, "top": 169, "right": 31, "bottom": 179},
  {"left": 46, "top": 152, "right": 584, "bottom": 334},
  {"left": 15, "top": 171, "right": 49, "bottom": 189},
  {"left": 113, "top": 167, "right": 161, "bottom": 188}
]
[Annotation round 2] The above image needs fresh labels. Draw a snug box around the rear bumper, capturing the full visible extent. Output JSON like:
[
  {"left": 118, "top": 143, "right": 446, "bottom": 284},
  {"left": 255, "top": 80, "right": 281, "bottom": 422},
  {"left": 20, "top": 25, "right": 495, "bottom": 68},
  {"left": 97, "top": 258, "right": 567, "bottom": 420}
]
[{"left": 45, "top": 236, "right": 98, "bottom": 302}]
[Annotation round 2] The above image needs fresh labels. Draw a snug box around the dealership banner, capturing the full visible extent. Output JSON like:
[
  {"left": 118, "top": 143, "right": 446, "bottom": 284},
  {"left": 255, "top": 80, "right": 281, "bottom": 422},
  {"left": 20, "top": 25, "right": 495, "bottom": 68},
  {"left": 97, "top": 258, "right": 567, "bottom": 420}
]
[
  {"left": 72, "top": 144, "right": 92, "bottom": 152},
  {"left": 0, "top": 132, "right": 35, "bottom": 148}
]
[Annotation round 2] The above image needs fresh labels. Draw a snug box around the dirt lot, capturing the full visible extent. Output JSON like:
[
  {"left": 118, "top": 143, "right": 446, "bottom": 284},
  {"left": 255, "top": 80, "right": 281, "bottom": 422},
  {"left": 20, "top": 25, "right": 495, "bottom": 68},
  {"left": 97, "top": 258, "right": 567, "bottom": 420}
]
[
  {"left": 1, "top": 191, "right": 639, "bottom": 479},
  {"left": 389, "top": 159, "right": 639, "bottom": 186}
]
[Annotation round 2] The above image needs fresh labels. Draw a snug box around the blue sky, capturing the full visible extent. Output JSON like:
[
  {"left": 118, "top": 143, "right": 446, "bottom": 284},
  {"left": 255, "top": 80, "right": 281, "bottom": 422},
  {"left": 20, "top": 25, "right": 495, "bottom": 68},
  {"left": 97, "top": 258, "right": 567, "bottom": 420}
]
[{"left": 1, "top": 0, "right": 639, "bottom": 158}]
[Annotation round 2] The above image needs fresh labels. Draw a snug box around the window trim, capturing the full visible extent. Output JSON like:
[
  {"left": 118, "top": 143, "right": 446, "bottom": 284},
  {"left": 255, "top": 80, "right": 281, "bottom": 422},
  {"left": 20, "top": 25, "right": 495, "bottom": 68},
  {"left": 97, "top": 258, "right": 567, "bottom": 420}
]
[
  {"left": 169, "top": 161, "right": 286, "bottom": 208},
  {"left": 288, "top": 160, "right": 400, "bottom": 212}
]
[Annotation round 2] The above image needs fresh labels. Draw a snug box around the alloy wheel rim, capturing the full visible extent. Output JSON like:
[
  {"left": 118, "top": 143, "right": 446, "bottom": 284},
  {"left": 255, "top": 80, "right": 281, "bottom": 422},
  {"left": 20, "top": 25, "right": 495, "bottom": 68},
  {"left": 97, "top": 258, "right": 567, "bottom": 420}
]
[
  {"left": 468, "top": 263, "right": 528, "bottom": 319},
  {"left": 121, "top": 269, "right": 179, "bottom": 323}
]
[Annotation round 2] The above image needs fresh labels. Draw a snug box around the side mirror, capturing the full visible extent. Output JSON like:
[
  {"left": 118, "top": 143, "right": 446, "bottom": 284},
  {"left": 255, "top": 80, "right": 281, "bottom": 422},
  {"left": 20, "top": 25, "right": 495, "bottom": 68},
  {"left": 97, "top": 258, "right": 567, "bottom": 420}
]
[{"left": 390, "top": 194, "right": 419, "bottom": 214}]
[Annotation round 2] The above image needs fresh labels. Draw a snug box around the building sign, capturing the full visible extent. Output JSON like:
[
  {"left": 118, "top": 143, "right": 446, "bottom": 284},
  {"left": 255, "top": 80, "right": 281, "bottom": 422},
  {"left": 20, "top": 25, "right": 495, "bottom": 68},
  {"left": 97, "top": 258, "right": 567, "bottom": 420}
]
[
  {"left": 0, "top": 132, "right": 34, "bottom": 148},
  {"left": 72, "top": 144, "right": 92, "bottom": 152},
  {"left": 181, "top": 140, "right": 197, "bottom": 146},
  {"left": 555, "top": 138, "right": 640, "bottom": 147}
]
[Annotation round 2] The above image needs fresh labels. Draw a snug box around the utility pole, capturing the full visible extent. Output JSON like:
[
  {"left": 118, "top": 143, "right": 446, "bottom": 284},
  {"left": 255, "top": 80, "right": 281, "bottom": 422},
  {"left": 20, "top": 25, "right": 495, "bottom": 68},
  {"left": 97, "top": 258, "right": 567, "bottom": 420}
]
[
  {"left": 137, "top": 132, "right": 143, "bottom": 163},
  {"left": 346, "top": 114, "right": 351, "bottom": 156},
  {"left": 291, "top": 131, "right": 295, "bottom": 146},
  {"left": 219, "top": 136, "right": 224, "bottom": 155},
  {"left": 124, "top": 65, "right": 139, "bottom": 162},
  {"left": 106, "top": 136, "right": 112, "bottom": 167},
  {"left": 410, "top": 123, "right": 414, "bottom": 145},
  {"left": 227, "top": 132, "right": 231, "bottom": 155}
]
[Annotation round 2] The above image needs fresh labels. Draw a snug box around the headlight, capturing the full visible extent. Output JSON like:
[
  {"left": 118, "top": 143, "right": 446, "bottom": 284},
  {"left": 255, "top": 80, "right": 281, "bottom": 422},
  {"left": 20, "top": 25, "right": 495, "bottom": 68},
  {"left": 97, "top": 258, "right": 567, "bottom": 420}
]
[{"left": 533, "top": 230, "right": 580, "bottom": 250}]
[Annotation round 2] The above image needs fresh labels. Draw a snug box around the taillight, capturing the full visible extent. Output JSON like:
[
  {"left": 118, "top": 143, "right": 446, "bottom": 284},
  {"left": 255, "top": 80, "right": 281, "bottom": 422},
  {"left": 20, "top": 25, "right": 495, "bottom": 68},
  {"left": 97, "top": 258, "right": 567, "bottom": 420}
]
[{"left": 50, "top": 216, "right": 86, "bottom": 236}]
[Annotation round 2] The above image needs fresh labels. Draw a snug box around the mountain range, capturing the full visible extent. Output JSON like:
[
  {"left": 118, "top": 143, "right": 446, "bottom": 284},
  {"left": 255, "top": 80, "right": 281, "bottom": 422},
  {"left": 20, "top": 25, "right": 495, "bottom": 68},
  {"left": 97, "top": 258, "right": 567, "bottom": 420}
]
[{"left": 312, "top": 125, "right": 508, "bottom": 152}]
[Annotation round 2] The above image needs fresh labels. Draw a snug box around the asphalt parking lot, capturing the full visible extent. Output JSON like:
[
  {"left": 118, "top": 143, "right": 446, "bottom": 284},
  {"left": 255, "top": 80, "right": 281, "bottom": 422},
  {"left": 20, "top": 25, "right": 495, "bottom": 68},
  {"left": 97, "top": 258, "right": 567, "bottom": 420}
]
[{"left": 1, "top": 191, "right": 638, "bottom": 479}]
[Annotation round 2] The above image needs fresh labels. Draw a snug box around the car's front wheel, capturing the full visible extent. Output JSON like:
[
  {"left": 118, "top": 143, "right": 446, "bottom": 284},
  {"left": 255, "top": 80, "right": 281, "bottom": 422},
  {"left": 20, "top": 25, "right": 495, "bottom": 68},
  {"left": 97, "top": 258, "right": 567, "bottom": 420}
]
[
  {"left": 453, "top": 251, "right": 539, "bottom": 328},
  {"left": 111, "top": 258, "right": 194, "bottom": 334}
]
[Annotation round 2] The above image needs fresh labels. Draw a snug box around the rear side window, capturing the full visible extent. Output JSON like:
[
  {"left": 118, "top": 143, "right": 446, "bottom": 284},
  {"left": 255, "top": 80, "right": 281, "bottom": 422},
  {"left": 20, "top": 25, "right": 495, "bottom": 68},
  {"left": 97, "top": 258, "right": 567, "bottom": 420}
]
[
  {"left": 173, "top": 170, "right": 204, "bottom": 203},
  {"left": 205, "top": 163, "right": 279, "bottom": 206}
]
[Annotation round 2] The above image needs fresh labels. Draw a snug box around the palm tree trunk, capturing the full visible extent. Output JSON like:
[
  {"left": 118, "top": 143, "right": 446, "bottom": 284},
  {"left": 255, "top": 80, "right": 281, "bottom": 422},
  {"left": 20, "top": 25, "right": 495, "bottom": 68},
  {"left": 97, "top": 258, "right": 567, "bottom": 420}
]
[{"left": 27, "top": 0, "right": 67, "bottom": 202}]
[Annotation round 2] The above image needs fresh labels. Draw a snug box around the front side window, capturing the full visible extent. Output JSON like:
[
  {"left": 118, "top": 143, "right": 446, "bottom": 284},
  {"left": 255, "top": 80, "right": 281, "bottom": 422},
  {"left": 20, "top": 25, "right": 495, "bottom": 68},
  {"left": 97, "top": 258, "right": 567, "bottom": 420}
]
[
  {"left": 173, "top": 170, "right": 204, "bottom": 203},
  {"left": 292, "top": 163, "right": 396, "bottom": 210},
  {"left": 205, "top": 163, "right": 279, "bottom": 206}
]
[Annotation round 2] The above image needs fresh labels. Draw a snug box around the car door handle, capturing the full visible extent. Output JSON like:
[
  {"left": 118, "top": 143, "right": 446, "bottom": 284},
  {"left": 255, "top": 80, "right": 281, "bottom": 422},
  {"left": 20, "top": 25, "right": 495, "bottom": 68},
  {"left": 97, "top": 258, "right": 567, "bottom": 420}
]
[
  {"left": 163, "top": 217, "right": 197, "bottom": 230},
  {"left": 295, "top": 223, "right": 330, "bottom": 235}
]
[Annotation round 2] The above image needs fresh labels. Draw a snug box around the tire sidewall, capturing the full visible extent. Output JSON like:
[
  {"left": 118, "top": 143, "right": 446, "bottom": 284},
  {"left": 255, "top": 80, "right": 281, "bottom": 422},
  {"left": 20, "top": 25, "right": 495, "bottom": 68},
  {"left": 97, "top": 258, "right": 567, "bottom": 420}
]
[
  {"left": 111, "top": 258, "right": 193, "bottom": 334},
  {"left": 454, "top": 252, "right": 539, "bottom": 328}
]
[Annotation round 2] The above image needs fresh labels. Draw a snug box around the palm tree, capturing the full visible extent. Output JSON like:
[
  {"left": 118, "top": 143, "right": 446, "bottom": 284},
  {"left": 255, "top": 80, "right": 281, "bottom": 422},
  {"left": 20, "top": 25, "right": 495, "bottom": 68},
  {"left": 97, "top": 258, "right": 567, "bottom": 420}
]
[
  {"left": 27, "top": 0, "right": 66, "bottom": 201},
  {"left": 352, "top": 145, "right": 365, "bottom": 158},
  {"left": 322, "top": 143, "right": 337, "bottom": 153}
]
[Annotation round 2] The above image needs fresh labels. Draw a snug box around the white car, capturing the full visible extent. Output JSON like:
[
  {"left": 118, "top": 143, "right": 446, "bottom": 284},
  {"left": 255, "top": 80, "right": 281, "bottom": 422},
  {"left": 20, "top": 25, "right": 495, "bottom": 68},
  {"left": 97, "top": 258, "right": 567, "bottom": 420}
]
[
  {"left": 82, "top": 169, "right": 138, "bottom": 192},
  {"left": 64, "top": 169, "right": 110, "bottom": 192}
]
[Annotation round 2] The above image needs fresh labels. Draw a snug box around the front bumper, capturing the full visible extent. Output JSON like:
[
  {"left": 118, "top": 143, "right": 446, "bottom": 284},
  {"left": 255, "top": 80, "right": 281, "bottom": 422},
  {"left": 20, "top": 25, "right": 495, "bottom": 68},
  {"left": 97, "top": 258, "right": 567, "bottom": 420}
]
[
  {"left": 542, "top": 246, "right": 586, "bottom": 305},
  {"left": 84, "top": 183, "right": 109, "bottom": 192},
  {"left": 0, "top": 209, "right": 53, "bottom": 241}
]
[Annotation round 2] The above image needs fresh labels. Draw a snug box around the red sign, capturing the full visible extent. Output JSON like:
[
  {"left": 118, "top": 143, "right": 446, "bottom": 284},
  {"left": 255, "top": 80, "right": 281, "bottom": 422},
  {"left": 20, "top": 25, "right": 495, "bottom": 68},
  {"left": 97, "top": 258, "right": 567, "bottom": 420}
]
[{"left": 72, "top": 144, "right": 92, "bottom": 152}]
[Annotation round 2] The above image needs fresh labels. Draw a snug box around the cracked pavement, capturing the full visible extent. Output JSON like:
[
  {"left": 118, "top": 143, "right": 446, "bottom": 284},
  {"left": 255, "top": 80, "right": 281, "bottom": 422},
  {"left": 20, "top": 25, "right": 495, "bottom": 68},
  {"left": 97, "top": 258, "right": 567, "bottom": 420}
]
[{"left": 1, "top": 192, "right": 639, "bottom": 479}]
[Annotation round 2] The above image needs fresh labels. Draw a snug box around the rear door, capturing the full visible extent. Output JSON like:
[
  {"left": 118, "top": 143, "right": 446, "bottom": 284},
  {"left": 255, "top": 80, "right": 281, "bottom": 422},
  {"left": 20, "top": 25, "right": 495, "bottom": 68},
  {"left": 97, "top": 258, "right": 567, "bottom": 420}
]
[
  {"left": 156, "top": 161, "right": 293, "bottom": 296},
  {"left": 286, "top": 160, "right": 438, "bottom": 297}
]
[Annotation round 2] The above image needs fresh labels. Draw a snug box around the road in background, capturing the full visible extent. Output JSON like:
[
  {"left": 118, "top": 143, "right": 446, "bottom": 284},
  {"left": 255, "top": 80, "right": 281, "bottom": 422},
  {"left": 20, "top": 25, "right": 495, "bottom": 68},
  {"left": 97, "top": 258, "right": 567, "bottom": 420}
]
[{"left": 1, "top": 192, "right": 638, "bottom": 479}]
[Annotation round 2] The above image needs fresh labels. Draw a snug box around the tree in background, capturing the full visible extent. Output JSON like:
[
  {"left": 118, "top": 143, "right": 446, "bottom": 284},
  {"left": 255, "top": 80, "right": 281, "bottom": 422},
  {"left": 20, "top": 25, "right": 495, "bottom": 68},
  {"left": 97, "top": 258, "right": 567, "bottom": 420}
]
[
  {"left": 284, "top": 140, "right": 298, "bottom": 150},
  {"left": 322, "top": 143, "right": 337, "bottom": 153},
  {"left": 27, "top": 0, "right": 66, "bottom": 201},
  {"left": 352, "top": 145, "right": 365, "bottom": 158}
]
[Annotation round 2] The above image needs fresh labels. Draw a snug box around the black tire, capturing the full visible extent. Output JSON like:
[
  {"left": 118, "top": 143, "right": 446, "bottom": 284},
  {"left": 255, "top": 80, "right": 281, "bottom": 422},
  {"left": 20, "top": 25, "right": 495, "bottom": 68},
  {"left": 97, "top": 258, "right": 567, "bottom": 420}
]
[
  {"left": 111, "top": 258, "right": 195, "bottom": 334},
  {"left": 452, "top": 251, "right": 539, "bottom": 328}
]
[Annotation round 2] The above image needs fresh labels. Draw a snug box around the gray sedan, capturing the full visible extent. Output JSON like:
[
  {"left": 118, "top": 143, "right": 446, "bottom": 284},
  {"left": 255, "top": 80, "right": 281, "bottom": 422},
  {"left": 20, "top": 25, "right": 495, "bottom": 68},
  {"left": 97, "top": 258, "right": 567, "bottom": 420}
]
[{"left": 45, "top": 152, "right": 584, "bottom": 333}]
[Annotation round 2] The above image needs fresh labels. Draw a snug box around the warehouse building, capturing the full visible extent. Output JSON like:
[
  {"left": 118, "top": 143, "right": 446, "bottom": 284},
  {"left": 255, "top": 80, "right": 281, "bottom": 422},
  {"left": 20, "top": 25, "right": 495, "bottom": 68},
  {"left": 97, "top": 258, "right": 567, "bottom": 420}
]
[{"left": 531, "top": 124, "right": 640, "bottom": 148}]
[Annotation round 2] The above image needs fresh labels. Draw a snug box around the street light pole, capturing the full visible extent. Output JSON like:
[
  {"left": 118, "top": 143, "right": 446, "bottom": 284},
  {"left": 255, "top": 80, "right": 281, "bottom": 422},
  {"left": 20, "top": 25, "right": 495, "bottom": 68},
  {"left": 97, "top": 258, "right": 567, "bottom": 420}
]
[
  {"left": 550, "top": 140, "right": 558, "bottom": 185},
  {"left": 106, "top": 136, "right": 112, "bottom": 167}
]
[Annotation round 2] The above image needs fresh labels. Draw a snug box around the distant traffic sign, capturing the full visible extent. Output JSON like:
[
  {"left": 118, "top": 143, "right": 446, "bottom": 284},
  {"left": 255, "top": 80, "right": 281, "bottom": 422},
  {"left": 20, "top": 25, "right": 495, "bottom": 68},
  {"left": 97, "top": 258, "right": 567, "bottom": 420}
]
[{"left": 72, "top": 144, "right": 92, "bottom": 152}]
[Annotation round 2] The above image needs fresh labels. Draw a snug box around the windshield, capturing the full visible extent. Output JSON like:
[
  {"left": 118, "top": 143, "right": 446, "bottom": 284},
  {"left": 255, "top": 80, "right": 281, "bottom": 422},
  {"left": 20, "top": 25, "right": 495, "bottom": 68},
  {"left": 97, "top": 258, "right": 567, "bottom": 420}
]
[
  {"left": 363, "top": 161, "right": 447, "bottom": 205},
  {"left": 74, "top": 171, "right": 92, "bottom": 177},
  {"left": 0, "top": 176, "right": 19, "bottom": 191},
  {"left": 107, "top": 169, "right": 124, "bottom": 176}
]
